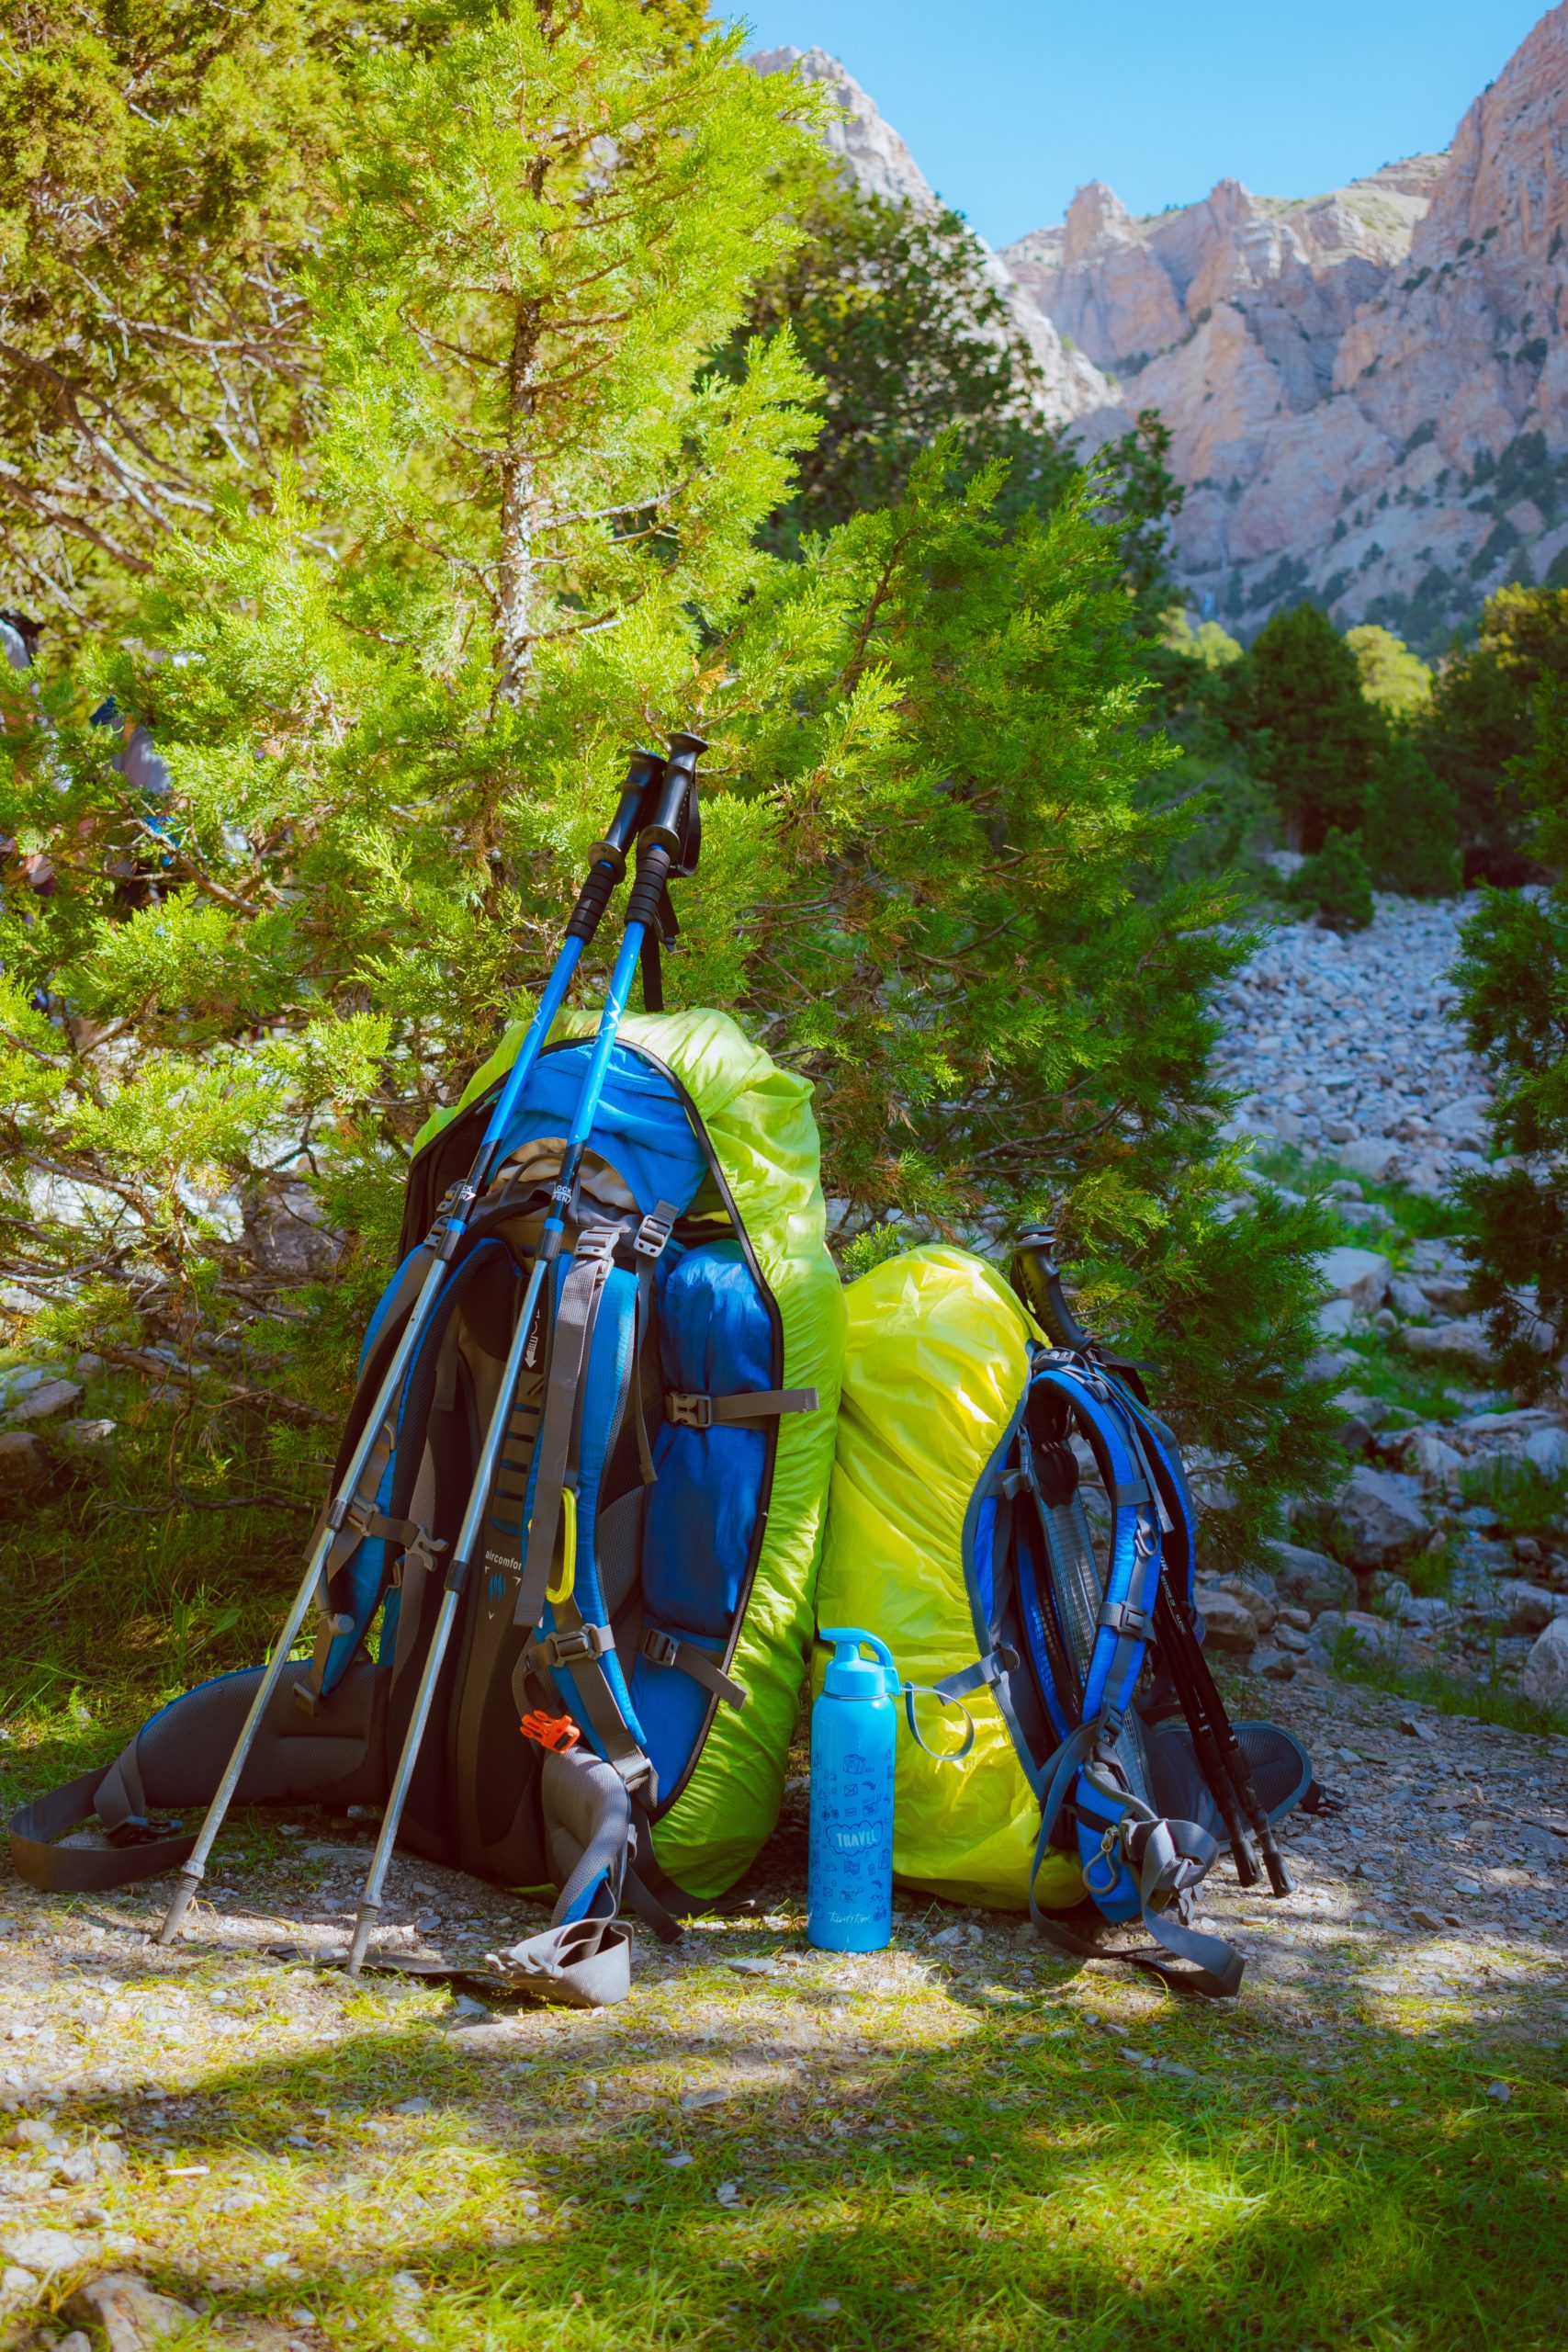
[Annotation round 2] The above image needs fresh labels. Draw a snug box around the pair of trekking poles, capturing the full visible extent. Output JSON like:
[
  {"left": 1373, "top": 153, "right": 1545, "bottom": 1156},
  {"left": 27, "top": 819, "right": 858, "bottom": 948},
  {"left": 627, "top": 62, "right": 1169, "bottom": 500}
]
[{"left": 157, "top": 734, "right": 707, "bottom": 1970}]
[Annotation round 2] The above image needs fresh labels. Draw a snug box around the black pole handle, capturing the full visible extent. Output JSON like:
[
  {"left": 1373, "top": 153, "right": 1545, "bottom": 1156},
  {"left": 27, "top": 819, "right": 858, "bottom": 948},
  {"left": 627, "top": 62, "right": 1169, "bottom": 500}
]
[
  {"left": 1155, "top": 1589, "right": 1260, "bottom": 1888},
  {"left": 1159, "top": 1588, "right": 1292, "bottom": 1896},
  {"left": 564, "top": 750, "right": 665, "bottom": 945},
  {"left": 1011, "top": 1227, "right": 1097, "bottom": 1353},
  {"left": 625, "top": 731, "right": 705, "bottom": 935}
]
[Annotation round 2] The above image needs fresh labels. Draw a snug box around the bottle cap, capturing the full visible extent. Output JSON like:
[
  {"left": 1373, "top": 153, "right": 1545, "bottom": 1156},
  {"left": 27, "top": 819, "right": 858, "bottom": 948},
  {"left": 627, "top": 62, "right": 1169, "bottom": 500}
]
[{"left": 820, "top": 1626, "right": 897, "bottom": 1699}]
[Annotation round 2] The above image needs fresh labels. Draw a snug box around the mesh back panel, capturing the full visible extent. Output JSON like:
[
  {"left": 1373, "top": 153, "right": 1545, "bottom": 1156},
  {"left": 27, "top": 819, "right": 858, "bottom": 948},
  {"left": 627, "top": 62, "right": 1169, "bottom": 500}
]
[
  {"left": 136, "top": 1662, "right": 383, "bottom": 1810},
  {"left": 1042, "top": 1494, "right": 1101, "bottom": 1679},
  {"left": 1112, "top": 1704, "right": 1154, "bottom": 1809}
]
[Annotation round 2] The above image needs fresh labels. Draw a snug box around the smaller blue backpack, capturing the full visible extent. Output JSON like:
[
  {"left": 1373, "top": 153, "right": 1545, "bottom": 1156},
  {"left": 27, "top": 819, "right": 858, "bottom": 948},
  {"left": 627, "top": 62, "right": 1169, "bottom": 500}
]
[{"left": 820, "top": 1233, "right": 1315, "bottom": 1998}]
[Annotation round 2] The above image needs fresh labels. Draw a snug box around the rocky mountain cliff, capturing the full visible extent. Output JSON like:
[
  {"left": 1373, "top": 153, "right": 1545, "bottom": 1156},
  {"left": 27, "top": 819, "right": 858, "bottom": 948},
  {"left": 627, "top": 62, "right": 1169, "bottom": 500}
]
[
  {"left": 750, "top": 46, "right": 1112, "bottom": 425},
  {"left": 758, "top": 9, "right": 1568, "bottom": 650}
]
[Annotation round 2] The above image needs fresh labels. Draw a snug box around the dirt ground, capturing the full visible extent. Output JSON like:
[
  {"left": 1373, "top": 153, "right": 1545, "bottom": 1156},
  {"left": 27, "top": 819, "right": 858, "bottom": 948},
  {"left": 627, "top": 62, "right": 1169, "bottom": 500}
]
[{"left": 1, "top": 1663, "right": 1563, "bottom": 2348}]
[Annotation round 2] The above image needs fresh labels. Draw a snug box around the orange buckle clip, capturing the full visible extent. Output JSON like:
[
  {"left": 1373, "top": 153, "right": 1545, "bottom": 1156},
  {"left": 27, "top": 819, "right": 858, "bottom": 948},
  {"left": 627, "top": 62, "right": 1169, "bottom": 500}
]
[{"left": 520, "top": 1708, "right": 581, "bottom": 1752}]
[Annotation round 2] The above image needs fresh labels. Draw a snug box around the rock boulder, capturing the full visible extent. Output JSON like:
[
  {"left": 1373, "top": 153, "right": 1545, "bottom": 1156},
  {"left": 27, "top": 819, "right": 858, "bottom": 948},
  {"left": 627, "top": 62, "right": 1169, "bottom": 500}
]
[
  {"left": 1495, "top": 1579, "right": 1565, "bottom": 1636},
  {"left": 1402, "top": 1427, "right": 1464, "bottom": 1487},
  {"left": 1193, "top": 1585, "right": 1259, "bottom": 1653},
  {"left": 1317, "top": 1246, "right": 1392, "bottom": 1313},
  {"left": 1332, "top": 1466, "right": 1430, "bottom": 1570},
  {"left": 1520, "top": 1616, "right": 1568, "bottom": 1714},
  {"left": 1263, "top": 1538, "right": 1357, "bottom": 1616},
  {"left": 1524, "top": 1423, "right": 1568, "bottom": 1480},
  {"left": 1400, "top": 1318, "right": 1495, "bottom": 1369}
]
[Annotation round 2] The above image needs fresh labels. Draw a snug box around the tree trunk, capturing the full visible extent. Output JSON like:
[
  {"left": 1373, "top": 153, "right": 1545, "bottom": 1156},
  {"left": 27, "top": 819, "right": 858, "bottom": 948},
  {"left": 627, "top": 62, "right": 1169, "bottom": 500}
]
[{"left": 496, "top": 297, "right": 543, "bottom": 704}]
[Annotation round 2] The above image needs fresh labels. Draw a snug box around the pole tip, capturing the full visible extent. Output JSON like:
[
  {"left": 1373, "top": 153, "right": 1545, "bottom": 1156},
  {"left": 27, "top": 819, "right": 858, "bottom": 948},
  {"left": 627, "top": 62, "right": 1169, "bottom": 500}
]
[
  {"left": 344, "top": 1906, "right": 378, "bottom": 1978},
  {"left": 157, "top": 1872, "right": 198, "bottom": 1946}
]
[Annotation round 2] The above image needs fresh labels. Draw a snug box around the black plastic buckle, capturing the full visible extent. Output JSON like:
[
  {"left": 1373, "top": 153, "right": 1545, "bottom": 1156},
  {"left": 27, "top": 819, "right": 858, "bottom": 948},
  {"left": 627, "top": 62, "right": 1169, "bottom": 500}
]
[
  {"left": 665, "top": 1392, "right": 713, "bottom": 1430},
  {"left": 107, "top": 1815, "right": 181, "bottom": 1849},
  {"left": 642, "top": 1628, "right": 681, "bottom": 1668},
  {"left": 534, "top": 1623, "right": 611, "bottom": 1671},
  {"left": 1098, "top": 1599, "right": 1149, "bottom": 1640}
]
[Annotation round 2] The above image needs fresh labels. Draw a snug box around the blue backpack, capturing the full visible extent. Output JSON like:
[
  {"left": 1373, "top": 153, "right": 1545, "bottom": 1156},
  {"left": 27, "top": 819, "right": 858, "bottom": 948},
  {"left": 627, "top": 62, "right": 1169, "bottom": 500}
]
[
  {"left": 819, "top": 1235, "right": 1314, "bottom": 1997},
  {"left": 11, "top": 1009, "right": 843, "bottom": 2005}
]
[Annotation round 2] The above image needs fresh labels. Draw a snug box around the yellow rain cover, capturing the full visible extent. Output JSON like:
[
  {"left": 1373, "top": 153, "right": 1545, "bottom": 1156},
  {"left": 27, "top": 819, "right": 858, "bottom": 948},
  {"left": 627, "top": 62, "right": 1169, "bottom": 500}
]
[
  {"left": 818, "top": 1245, "right": 1084, "bottom": 1912},
  {"left": 417, "top": 1006, "right": 844, "bottom": 1899}
]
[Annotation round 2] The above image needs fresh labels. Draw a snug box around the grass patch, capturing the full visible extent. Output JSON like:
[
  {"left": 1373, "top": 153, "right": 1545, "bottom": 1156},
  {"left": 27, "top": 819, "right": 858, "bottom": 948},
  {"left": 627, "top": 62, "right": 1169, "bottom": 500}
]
[
  {"left": 1460, "top": 1457, "right": 1568, "bottom": 1544},
  {"left": 1396, "top": 1540, "right": 1457, "bottom": 1601},
  {"left": 1334, "top": 1331, "right": 1488, "bottom": 1422},
  {"left": 3, "top": 1912, "right": 1567, "bottom": 2350},
  {"left": 0, "top": 1372, "right": 303, "bottom": 1821},
  {"left": 1330, "top": 1628, "right": 1568, "bottom": 1739},
  {"left": 1251, "top": 1145, "right": 1470, "bottom": 1252}
]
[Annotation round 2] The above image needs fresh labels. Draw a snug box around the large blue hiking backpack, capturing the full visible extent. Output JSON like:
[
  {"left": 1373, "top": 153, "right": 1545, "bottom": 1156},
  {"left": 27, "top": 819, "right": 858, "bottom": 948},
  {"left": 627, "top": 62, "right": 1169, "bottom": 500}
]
[
  {"left": 12, "top": 1009, "right": 843, "bottom": 2003},
  {"left": 819, "top": 1236, "right": 1314, "bottom": 1997}
]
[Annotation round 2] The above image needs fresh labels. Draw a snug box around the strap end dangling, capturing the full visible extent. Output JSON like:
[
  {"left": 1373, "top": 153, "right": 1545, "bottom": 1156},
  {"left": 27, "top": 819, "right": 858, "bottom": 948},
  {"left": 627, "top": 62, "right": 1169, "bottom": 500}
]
[{"left": 901, "top": 1681, "right": 976, "bottom": 1766}]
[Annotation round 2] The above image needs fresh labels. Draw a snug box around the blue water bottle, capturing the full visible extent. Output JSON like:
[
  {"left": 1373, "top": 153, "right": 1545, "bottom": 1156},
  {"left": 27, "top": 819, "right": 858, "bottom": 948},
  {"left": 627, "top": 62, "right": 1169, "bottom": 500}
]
[{"left": 808, "top": 1627, "right": 898, "bottom": 1953}]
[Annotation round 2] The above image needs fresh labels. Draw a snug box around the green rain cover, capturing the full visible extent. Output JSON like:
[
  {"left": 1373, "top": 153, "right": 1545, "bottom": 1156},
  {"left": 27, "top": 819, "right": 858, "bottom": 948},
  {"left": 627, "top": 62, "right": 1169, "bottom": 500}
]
[
  {"left": 415, "top": 1007, "right": 844, "bottom": 1900},
  {"left": 818, "top": 1245, "right": 1084, "bottom": 1913}
]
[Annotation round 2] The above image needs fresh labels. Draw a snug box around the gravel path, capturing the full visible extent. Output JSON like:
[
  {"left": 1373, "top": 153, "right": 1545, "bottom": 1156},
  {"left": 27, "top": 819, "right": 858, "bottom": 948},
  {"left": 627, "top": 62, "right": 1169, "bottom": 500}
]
[
  {"left": 0, "top": 1692, "right": 1562, "bottom": 2345},
  {"left": 1215, "top": 895, "right": 1495, "bottom": 1192},
  {"left": 1, "top": 1671, "right": 1561, "bottom": 2111}
]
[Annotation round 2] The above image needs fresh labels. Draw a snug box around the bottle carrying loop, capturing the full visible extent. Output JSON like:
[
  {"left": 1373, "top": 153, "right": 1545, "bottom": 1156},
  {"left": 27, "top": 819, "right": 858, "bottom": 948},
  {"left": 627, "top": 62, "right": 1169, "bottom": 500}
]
[{"left": 901, "top": 1682, "right": 976, "bottom": 1766}]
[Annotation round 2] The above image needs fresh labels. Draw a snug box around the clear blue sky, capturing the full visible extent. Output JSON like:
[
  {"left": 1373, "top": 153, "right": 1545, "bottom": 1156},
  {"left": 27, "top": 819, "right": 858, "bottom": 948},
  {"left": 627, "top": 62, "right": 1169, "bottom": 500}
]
[{"left": 735, "top": 1, "right": 1549, "bottom": 247}]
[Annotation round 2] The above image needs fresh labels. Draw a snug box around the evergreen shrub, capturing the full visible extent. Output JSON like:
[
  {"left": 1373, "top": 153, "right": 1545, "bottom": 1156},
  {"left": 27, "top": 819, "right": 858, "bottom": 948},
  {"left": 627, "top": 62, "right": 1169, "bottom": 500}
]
[{"left": 0, "top": 7, "right": 1338, "bottom": 1573}]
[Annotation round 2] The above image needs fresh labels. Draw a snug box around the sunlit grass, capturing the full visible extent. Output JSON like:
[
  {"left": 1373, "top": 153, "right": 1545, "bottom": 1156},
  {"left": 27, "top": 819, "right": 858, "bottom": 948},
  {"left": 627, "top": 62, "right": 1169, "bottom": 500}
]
[{"left": 2, "top": 1912, "right": 1563, "bottom": 2351}]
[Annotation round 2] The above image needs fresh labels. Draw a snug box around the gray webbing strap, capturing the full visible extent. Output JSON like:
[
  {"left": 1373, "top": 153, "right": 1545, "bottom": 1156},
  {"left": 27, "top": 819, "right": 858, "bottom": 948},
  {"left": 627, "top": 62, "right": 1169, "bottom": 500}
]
[
  {"left": 1023, "top": 1720, "right": 1243, "bottom": 1998},
  {"left": 628, "top": 1203, "right": 676, "bottom": 1487},
  {"left": 901, "top": 1682, "right": 977, "bottom": 1763},
  {"left": 8, "top": 1758, "right": 196, "bottom": 1894},
  {"left": 390, "top": 1544, "right": 435, "bottom": 1685},
  {"left": 490, "top": 1746, "right": 633, "bottom": 2007},
  {"left": 933, "top": 1647, "right": 1017, "bottom": 1703},
  {"left": 515, "top": 1606, "right": 656, "bottom": 1800},
  {"left": 664, "top": 1386, "right": 818, "bottom": 1429},
  {"left": 639, "top": 1628, "right": 749, "bottom": 1711},
  {"left": 515, "top": 1230, "right": 617, "bottom": 1632}
]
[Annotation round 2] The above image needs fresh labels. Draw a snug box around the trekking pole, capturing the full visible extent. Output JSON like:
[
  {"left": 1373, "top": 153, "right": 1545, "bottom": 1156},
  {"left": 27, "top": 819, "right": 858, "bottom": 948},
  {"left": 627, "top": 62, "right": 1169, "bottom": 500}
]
[
  {"left": 156, "top": 752, "right": 666, "bottom": 1948},
  {"left": 1156, "top": 1589, "right": 1293, "bottom": 1897},
  {"left": 343, "top": 731, "right": 706, "bottom": 1974},
  {"left": 1152, "top": 1589, "right": 1260, "bottom": 1887}
]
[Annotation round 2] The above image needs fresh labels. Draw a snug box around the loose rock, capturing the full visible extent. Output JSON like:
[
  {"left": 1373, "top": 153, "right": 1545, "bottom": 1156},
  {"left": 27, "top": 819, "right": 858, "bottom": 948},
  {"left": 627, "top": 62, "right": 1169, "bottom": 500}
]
[
  {"left": 1333, "top": 1466, "right": 1430, "bottom": 1570},
  {"left": 1524, "top": 1424, "right": 1568, "bottom": 1479},
  {"left": 1317, "top": 1246, "right": 1391, "bottom": 1313},
  {"left": 1193, "top": 1586, "right": 1258, "bottom": 1653},
  {"left": 8, "top": 1377, "right": 84, "bottom": 1422},
  {"left": 1264, "top": 1539, "right": 1356, "bottom": 1616},
  {"left": 64, "top": 2273, "right": 198, "bottom": 2351},
  {"left": 1495, "top": 1580, "right": 1565, "bottom": 1636},
  {"left": 1521, "top": 1616, "right": 1568, "bottom": 1713},
  {"left": 1400, "top": 1318, "right": 1495, "bottom": 1368},
  {"left": 0, "top": 1431, "right": 45, "bottom": 1495}
]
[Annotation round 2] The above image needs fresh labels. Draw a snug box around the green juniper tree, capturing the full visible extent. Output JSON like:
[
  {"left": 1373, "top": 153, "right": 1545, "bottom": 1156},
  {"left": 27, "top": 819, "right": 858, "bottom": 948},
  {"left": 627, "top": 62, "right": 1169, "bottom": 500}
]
[
  {"left": 0, "top": 8, "right": 1335, "bottom": 1576},
  {"left": 0, "top": 0, "right": 356, "bottom": 627},
  {"left": 725, "top": 172, "right": 1071, "bottom": 554},
  {"left": 705, "top": 449, "right": 1337, "bottom": 1563},
  {"left": 1453, "top": 673, "right": 1568, "bottom": 1396},
  {"left": 724, "top": 170, "right": 1184, "bottom": 616},
  {"left": 0, "top": 0, "right": 827, "bottom": 1471},
  {"left": 1424, "top": 582, "right": 1568, "bottom": 883},
  {"left": 1241, "top": 603, "right": 1387, "bottom": 853}
]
